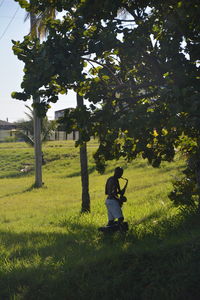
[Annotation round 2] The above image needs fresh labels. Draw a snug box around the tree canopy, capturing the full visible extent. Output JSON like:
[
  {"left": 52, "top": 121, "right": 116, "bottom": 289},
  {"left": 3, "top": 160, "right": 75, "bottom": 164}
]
[{"left": 12, "top": 0, "right": 200, "bottom": 209}]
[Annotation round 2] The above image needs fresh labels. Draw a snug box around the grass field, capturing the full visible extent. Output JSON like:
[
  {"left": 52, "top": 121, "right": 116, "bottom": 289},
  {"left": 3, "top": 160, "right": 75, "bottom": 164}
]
[{"left": 0, "top": 141, "right": 200, "bottom": 300}]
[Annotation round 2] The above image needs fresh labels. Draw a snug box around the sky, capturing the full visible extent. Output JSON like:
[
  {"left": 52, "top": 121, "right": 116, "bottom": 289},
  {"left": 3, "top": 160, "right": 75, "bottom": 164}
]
[{"left": 0, "top": 0, "right": 76, "bottom": 123}]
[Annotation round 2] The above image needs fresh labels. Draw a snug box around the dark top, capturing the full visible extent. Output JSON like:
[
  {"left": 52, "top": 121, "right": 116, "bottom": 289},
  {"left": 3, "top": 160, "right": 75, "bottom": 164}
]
[{"left": 105, "top": 176, "right": 120, "bottom": 200}]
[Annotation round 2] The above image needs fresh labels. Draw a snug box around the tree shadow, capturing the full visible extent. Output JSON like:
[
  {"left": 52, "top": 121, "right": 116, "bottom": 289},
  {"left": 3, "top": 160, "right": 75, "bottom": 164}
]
[
  {"left": 133, "top": 210, "right": 164, "bottom": 225},
  {"left": 0, "top": 220, "right": 119, "bottom": 299},
  {"left": 0, "top": 184, "right": 36, "bottom": 199},
  {"left": 0, "top": 169, "right": 34, "bottom": 179},
  {"left": 158, "top": 163, "right": 185, "bottom": 173},
  {"left": 0, "top": 211, "right": 200, "bottom": 299},
  {"left": 65, "top": 165, "right": 96, "bottom": 178}
]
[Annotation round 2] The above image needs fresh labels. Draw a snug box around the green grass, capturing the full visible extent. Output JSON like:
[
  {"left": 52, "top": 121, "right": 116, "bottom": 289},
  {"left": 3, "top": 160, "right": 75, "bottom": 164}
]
[{"left": 0, "top": 141, "right": 200, "bottom": 299}]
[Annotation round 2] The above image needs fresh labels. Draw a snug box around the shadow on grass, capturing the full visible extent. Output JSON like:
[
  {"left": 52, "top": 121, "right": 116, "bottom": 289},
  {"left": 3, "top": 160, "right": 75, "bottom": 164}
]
[
  {"left": 158, "top": 163, "right": 185, "bottom": 173},
  {"left": 65, "top": 165, "right": 96, "bottom": 178},
  {"left": 133, "top": 210, "right": 164, "bottom": 225},
  {"left": 0, "top": 170, "right": 34, "bottom": 179},
  {"left": 0, "top": 221, "right": 122, "bottom": 299},
  {"left": 0, "top": 184, "right": 36, "bottom": 199},
  {"left": 133, "top": 178, "right": 168, "bottom": 193},
  {"left": 0, "top": 212, "right": 200, "bottom": 300}
]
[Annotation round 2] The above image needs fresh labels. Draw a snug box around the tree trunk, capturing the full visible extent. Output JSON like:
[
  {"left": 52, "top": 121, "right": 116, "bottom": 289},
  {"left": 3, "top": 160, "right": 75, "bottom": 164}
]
[
  {"left": 31, "top": 12, "right": 43, "bottom": 188},
  {"left": 80, "top": 142, "right": 90, "bottom": 212},
  {"left": 33, "top": 98, "right": 43, "bottom": 187},
  {"left": 77, "top": 94, "right": 90, "bottom": 212}
]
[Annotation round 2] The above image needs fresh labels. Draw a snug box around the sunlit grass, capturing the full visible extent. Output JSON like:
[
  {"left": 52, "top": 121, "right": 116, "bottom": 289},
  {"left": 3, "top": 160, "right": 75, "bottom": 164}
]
[{"left": 0, "top": 140, "right": 185, "bottom": 234}]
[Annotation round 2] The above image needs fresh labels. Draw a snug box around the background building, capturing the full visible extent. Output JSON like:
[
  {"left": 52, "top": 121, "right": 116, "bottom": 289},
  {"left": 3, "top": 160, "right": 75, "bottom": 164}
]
[
  {"left": 0, "top": 120, "right": 16, "bottom": 142},
  {"left": 48, "top": 109, "right": 79, "bottom": 141}
]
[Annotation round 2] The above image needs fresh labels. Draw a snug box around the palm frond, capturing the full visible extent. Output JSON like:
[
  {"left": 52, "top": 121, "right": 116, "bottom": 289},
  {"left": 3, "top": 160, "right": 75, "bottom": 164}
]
[
  {"left": 25, "top": 104, "right": 33, "bottom": 112},
  {"left": 26, "top": 8, "right": 57, "bottom": 39},
  {"left": 25, "top": 112, "right": 33, "bottom": 120},
  {"left": 38, "top": 9, "right": 57, "bottom": 38},
  {"left": 16, "top": 131, "right": 35, "bottom": 147},
  {"left": 24, "top": 12, "right": 30, "bottom": 23},
  {"left": 24, "top": 105, "right": 34, "bottom": 122}
]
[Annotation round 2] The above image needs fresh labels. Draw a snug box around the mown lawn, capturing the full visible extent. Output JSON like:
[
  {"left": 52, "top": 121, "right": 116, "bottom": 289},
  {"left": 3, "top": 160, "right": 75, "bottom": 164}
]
[{"left": 0, "top": 141, "right": 199, "bottom": 300}]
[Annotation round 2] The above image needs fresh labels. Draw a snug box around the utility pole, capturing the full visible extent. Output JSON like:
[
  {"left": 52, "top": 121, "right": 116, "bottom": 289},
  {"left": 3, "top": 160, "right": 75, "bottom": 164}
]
[{"left": 30, "top": 12, "right": 43, "bottom": 188}]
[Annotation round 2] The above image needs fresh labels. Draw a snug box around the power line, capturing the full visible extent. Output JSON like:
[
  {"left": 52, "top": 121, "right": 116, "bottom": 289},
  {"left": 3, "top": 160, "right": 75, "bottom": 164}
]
[{"left": 0, "top": 6, "right": 19, "bottom": 41}]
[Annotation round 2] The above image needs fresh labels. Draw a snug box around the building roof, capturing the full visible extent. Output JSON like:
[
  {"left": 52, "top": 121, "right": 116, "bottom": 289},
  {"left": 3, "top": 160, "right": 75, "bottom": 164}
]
[
  {"left": 0, "top": 120, "right": 16, "bottom": 129},
  {"left": 0, "top": 120, "right": 12, "bottom": 126}
]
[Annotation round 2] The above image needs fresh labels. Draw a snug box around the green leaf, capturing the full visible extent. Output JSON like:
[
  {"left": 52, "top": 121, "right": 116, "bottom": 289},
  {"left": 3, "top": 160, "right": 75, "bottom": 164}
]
[
  {"left": 102, "top": 75, "right": 110, "bottom": 80},
  {"left": 163, "top": 72, "right": 169, "bottom": 78},
  {"left": 177, "top": 1, "right": 182, "bottom": 8}
]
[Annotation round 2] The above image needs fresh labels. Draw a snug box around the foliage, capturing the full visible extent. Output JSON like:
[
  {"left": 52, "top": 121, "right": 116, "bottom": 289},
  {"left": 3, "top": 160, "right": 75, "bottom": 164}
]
[{"left": 12, "top": 0, "right": 200, "bottom": 208}]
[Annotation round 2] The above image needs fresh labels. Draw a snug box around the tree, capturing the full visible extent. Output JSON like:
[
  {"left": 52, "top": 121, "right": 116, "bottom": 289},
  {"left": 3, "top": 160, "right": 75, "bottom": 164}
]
[
  {"left": 30, "top": 10, "right": 42, "bottom": 188},
  {"left": 14, "top": 0, "right": 56, "bottom": 187},
  {"left": 58, "top": 99, "right": 93, "bottom": 213},
  {"left": 77, "top": 95, "right": 90, "bottom": 213},
  {"left": 12, "top": 0, "right": 200, "bottom": 211},
  {"left": 28, "top": 1, "right": 90, "bottom": 212},
  {"left": 13, "top": 0, "right": 91, "bottom": 212}
]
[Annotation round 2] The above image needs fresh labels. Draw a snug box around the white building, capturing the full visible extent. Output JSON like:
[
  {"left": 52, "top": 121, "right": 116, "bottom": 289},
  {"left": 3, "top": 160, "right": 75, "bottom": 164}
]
[
  {"left": 0, "top": 120, "right": 17, "bottom": 142},
  {"left": 48, "top": 109, "right": 79, "bottom": 141}
]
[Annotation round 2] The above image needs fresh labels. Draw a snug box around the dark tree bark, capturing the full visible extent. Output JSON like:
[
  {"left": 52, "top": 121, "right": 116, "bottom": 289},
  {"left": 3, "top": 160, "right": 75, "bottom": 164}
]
[
  {"left": 77, "top": 94, "right": 90, "bottom": 213},
  {"left": 80, "top": 142, "right": 90, "bottom": 212}
]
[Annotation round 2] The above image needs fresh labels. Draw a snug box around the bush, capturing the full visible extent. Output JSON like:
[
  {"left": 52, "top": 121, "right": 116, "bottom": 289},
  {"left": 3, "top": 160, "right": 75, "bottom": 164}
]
[{"left": 169, "top": 170, "right": 200, "bottom": 211}]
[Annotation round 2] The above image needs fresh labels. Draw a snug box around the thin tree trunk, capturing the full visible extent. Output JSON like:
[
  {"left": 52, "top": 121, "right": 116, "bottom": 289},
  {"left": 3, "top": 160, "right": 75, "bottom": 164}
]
[
  {"left": 30, "top": 12, "right": 43, "bottom": 188},
  {"left": 33, "top": 97, "right": 42, "bottom": 187},
  {"left": 77, "top": 94, "right": 90, "bottom": 212},
  {"left": 80, "top": 143, "right": 90, "bottom": 212}
]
